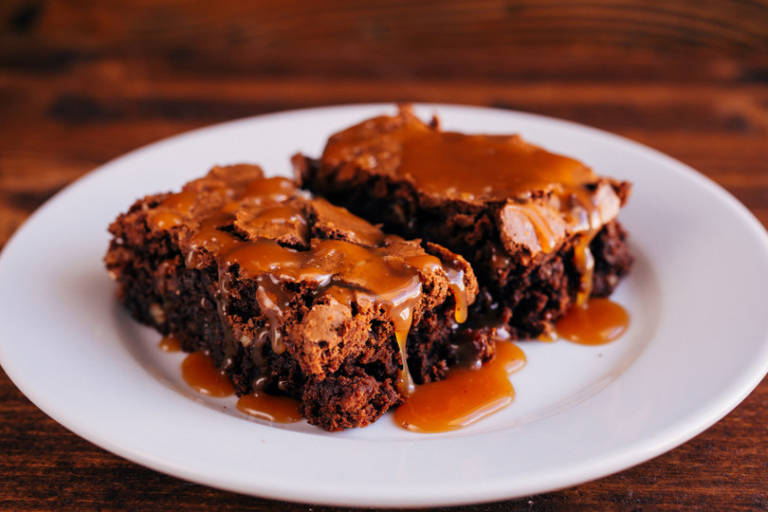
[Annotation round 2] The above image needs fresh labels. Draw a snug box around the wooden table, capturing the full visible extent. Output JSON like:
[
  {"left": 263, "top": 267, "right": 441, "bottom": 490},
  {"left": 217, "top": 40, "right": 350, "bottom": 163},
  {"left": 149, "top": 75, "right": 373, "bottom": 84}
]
[{"left": 2, "top": 1, "right": 767, "bottom": 510}]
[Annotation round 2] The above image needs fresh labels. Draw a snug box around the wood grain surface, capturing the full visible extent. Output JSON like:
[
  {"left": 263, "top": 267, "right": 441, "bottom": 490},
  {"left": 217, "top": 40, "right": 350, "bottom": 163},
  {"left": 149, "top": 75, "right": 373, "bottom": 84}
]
[{"left": 1, "top": 1, "right": 767, "bottom": 510}]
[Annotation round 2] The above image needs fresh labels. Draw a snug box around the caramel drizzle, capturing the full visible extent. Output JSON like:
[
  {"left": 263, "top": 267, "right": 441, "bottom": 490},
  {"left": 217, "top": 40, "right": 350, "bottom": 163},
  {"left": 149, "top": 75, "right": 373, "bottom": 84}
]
[
  {"left": 147, "top": 168, "right": 471, "bottom": 396},
  {"left": 504, "top": 203, "right": 558, "bottom": 253},
  {"left": 568, "top": 187, "right": 603, "bottom": 306},
  {"left": 445, "top": 266, "right": 468, "bottom": 324}
]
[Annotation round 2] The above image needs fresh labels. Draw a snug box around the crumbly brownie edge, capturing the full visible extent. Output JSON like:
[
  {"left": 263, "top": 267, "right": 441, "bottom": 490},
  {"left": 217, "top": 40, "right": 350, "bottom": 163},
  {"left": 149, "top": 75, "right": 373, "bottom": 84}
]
[{"left": 105, "top": 193, "right": 485, "bottom": 431}]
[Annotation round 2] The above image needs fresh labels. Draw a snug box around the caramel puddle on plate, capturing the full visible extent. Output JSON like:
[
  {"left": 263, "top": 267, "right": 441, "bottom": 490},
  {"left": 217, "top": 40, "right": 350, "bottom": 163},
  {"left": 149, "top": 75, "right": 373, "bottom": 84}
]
[
  {"left": 394, "top": 341, "right": 526, "bottom": 433},
  {"left": 177, "top": 349, "right": 300, "bottom": 423},
  {"left": 236, "top": 393, "right": 302, "bottom": 423},
  {"left": 556, "top": 298, "right": 630, "bottom": 345},
  {"left": 180, "top": 352, "right": 235, "bottom": 397}
]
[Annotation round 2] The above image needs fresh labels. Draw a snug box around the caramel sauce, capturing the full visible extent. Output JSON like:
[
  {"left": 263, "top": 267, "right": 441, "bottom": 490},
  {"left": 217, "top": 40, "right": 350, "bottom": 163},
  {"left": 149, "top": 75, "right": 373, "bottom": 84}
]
[
  {"left": 504, "top": 203, "right": 557, "bottom": 253},
  {"left": 158, "top": 334, "right": 181, "bottom": 352},
  {"left": 567, "top": 187, "right": 603, "bottom": 306},
  {"left": 572, "top": 234, "right": 596, "bottom": 306},
  {"left": 188, "top": 213, "right": 241, "bottom": 254},
  {"left": 556, "top": 298, "right": 630, "bottom": 345},
  {"left": 180, "top": 352, "right": 235, "bottom": 397},
  {"left": 394, "top": 341, "right": 526, "bottom": 433},
  {"left": 444, "top": 266, "right": 468, "bottom": 324},
  {"left": 151, "top": 210, "right": 184, "bottom": 229},
  {"left": 236, "top": 392, "right": 302, "bottom": 423},
  {"left": 161, "top": 186, "right": 199, "bottom": 215},
  {"left": 396, "top": 130, "right": 596, "bottom": 201},
  {"left": 242, "top": 176, "right": 297, "bottom": 201}
]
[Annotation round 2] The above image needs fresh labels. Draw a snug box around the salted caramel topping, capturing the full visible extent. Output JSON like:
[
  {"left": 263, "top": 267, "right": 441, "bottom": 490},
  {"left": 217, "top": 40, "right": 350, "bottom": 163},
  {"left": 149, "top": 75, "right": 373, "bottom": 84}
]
[
  {"left": 158, "top": 334, "right": 181, "bottom": 352},
  {"left": 394, "top": 340, "right": 526, "bottom": 433},
  {"left": 556, "top": 298, "right": 629, "bottom": 345},
  {"left": 181, "top": 352, "right": 235, "bottom": 397},
  {"left": 324, "top": 118, "right": 597, "bottom": 202},
  {"left": 236, "top": 392, "right": 302, "bottom": 423},
  {"left": 403, "top": 132, "right": 593, "bottom": 201}
]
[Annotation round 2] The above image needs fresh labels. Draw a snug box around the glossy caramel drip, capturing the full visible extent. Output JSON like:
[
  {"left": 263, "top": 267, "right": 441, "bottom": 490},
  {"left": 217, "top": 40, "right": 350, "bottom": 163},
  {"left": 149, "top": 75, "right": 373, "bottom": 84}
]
[
  {"left": 568, "top": 187, "right": 602, "bottom": 305},
  {"left": 253, "top": 276, "right": 291, "bottom": 355},
  {"left": 242, "top": 176, "right": 297, "bottom": 201},
  {"left": 161, "top": 187, "right": 199, "bottom": 215},
  {"left": 556, "top": 298, "right": 630, "bottom": 345},
  {"left": 158, "top": 334, "right": 181, "bottom": 352},
  {"left": 181, "top": 352, "right": 235, "bottom": 397},
  {"left": 504, "top": 203, "right": 557, "bottom": 253},
  {"left": 394, "top": 341, "right": 526, "bottom": 433},
  {"left": 444, "top": 266, "right": 468, "bottom": 323},
  {"left": 236, "top": 392, "right": 302, "bottom": 423},
  {"left": 573, "top": 234, "right": 596, "bottom": 306},
  {"left": 148, "top": 186, "right": 204, "bottom": 229}
]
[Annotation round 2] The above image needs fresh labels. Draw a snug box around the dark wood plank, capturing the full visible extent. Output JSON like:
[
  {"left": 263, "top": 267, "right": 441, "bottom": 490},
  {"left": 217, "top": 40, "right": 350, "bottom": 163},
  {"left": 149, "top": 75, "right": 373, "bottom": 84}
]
[{"left": 1, "top": 1, "right": 767, "bottom": 510}]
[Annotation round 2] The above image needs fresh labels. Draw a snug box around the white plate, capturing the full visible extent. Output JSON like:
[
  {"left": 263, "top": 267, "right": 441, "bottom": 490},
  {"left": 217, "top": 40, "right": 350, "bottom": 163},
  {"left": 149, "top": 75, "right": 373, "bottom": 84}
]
[{"left": 1, "top": 104, "right": 768, "bottom": 508}]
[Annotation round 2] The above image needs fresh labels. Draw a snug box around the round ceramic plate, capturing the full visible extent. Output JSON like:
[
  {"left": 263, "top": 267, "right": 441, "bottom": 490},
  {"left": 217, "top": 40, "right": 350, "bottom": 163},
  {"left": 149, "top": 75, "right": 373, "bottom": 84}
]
[{"left": 1, "top": 104, "right": 767, "bottom": 507}]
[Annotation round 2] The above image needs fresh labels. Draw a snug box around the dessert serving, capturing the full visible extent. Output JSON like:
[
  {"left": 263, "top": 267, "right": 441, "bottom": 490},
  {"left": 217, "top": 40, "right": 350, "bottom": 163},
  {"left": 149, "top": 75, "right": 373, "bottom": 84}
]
[
  {"left": 105, "top": 164, "right": 479, "bottom": 431},
  {"left": 106, "top": 105, "right": 633, "bottom": 432},
  {"left": 295, "top": 105, "right": 633, "bottom": 340}
]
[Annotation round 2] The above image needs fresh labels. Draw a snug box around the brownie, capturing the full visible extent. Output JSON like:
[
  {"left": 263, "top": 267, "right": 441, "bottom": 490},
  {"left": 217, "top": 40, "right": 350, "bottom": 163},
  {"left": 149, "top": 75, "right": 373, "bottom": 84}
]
[
  {"left": 295, "top": 105, "right": 633, "bottom": 339},
  {"left": 105, "top": 164, "right": 480, "bottom": 431}
]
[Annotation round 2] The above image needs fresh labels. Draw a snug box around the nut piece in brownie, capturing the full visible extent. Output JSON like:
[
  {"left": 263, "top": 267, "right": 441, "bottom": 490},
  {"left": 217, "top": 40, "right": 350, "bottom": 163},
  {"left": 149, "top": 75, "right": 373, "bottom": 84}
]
[
  {"left": 295, "top": 105, "right": 632, "bottom": 339},
  {"left": 105, "top": 164, "right": 478, "bottom": 431}
]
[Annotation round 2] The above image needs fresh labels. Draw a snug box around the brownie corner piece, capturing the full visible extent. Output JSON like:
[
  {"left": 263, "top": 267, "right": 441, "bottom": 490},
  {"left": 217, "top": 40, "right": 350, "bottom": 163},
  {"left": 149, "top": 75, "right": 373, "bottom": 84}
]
[
  {"left": 105, "top": 163, "right": 479, "bottom": 430},
  {"left": 295, "top": 105, "right": 633, "bottom": 339}
]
